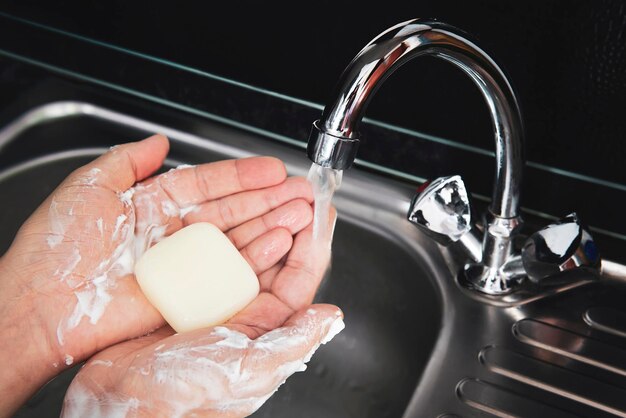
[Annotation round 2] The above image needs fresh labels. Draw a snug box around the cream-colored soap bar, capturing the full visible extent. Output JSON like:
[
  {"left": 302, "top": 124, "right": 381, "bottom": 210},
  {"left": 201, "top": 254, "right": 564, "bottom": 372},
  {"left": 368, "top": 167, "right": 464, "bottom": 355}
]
[{"left": 135, "top": 222, "right": 259, "bottom": 333}]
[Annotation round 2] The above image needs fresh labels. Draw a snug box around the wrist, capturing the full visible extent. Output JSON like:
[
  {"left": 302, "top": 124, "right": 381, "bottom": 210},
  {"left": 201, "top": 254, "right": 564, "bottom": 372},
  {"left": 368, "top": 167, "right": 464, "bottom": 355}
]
[{"left": 0, "top": 256, "right": 58, "bottom": 417}]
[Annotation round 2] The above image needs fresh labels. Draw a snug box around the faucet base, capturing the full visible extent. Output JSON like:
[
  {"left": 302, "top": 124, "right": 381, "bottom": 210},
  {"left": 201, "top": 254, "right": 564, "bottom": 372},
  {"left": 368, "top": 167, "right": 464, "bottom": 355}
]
[{"left": 462, "top": 263, "right": 521, "bottom": 295}]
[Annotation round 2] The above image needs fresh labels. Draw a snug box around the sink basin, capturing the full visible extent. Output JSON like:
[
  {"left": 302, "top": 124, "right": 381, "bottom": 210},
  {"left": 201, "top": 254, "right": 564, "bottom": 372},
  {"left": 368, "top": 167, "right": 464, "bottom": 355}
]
[
  {"left": 6, "top": 102, "right": 626, "bottom": 418},
  {"left": 0, "top": 102, "right": 444, "bottom": 418}
]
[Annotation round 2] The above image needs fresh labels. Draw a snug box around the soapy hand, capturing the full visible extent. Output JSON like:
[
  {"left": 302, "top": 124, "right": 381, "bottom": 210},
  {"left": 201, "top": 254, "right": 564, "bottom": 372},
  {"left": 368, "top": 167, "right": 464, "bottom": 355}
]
[
  {"left": 61, "top": 144, "right": 341, "bottom": 416},
  {"left": 0, "top": 134, "right": 328, "bottom": 415},
  {"left": 62, "top": 305, "right": 344, "bottom": 418}
]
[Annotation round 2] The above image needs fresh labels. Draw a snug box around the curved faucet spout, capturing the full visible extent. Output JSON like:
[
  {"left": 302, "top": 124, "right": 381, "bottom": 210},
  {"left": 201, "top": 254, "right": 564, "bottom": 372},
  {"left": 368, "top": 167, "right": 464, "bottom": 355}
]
[
  {"left": 307, "top": 18, "right": 524, "bottom": 220},
  {"left": 307, "top": 18, "right": 526, "bottom": 295}
]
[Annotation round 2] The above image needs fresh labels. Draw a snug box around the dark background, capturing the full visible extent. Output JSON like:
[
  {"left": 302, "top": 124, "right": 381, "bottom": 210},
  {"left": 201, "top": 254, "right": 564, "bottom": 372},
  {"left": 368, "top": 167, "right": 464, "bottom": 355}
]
[
  {"left": 2, "top": 0, "right": 625, "bottom": 181},
  {"left": 1, "top": 1, "right": 626, "bottom": 245}
]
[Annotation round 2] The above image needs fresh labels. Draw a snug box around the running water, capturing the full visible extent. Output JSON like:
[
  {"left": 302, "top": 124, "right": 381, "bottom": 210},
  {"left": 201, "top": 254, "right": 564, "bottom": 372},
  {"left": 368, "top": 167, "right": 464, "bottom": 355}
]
[{"left": 307, "top": 163, "right": 343, "bottom": 249}]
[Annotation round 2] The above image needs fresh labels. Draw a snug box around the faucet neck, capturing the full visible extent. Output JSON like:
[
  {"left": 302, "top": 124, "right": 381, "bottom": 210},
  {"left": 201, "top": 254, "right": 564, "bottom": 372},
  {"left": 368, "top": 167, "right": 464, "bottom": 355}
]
[{"left": 315, "top": 18, "right": 524, "bottom": 220}]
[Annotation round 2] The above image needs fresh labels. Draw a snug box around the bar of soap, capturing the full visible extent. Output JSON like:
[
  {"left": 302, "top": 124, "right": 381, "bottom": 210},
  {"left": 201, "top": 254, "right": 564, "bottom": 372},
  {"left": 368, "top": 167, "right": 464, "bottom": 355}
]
[{"left": 135, "top": 222, "right": 259, "bottom": 333}]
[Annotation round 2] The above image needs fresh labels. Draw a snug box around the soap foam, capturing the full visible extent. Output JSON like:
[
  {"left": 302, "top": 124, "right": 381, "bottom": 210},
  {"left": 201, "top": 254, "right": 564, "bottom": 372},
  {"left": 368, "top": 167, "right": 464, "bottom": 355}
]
[
  {"left": 62, "top": 312, "right": 344, "bottom": 417},
  {"left": 96, "top": 218, "right": 104, "bottom": 236},
  {"left": 47, "top": 199, "right": 66, "bottom": 248},
  {"left": 54, "top": 164, "right": 212, "bottom": 346},
  {"left": 84, "top": 168, "right": 102, "bottom": 186},
  {"left": 62, "top": 383, "right": 140, "bottom": 418},
  {"left": 149, "top": 317, "right": 343, "bottom": 416},
  {"left": 56, "top": 188, "right": 136, "bottom": 345},
  {"left": 90, "top": 360, "right": 113, "bottom": 367}
]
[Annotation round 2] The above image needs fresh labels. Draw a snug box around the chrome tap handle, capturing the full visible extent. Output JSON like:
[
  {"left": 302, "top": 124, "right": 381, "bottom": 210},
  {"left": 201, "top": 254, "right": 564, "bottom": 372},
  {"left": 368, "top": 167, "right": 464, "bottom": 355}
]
[
  {"left": 407, "top": 176, "right": 483, "bottom": 262},
  {"left": 407, "top": 176, "right": 471, "bottom": 244},
  {"left": 522, "top": 213, "right": 600, "bottom": 283}
]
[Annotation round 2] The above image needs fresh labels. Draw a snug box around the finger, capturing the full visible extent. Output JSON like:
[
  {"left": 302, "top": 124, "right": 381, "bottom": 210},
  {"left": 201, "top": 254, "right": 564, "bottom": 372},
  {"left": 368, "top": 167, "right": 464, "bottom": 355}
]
[
  {"left": 68, "top": 134, "right": 169, "bottom": 192},
  {"left": 87, "top": 326, "right": 176, "bottom": 366},
  {"left": 194, "top": 305, "right": 343, "bottom": 418},
  {"left": 125, "top": 305, "right": 341, "bottom": 418},
  {"left": 130, "top": 171, "right": 310, "bottom": 253},
  {"left": 226, "top": 199, "right": 313, "bottom": 250},
  {"left": 183, "top": 177, "right": 313, "bottom": 231},
  {"left": 227, "top": 292, "right": 294, "bottom": 337},
  {"left": 258, "top": 260, "right": 284, "bottom": 291},
  {"left": 270, "top": 207, "right": 337, "bottom": 310},
  {"left": 239, "top": 305, "right": 344, "bottom": 393},
  {"left": 258, "top": 304, "right": 344, "bottom": 356},
  {"left": 240, "top": 228, "right": 293, "bottom": 275},
  {"left": 157, "top": 156, "right": 287, "bottom": 207}
]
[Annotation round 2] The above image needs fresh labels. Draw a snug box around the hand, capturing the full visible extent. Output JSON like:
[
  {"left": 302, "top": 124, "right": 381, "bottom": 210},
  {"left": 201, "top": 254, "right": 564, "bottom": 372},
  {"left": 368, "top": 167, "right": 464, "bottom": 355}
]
[
  {"left": 59, "top": 137, "right": 341, "bottom": 417},
  {"left": 0, "top": 135, "right": 319, "bottom": 415},
  {"left": 62, "top": 305, "right": 344, "bottom": 418}
]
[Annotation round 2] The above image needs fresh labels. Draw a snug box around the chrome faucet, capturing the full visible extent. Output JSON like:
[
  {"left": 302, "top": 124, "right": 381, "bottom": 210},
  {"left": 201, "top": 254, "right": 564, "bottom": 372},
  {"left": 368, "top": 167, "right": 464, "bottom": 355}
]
[{"left": 307, "top": 18, "right": 601, "bottom": 296}]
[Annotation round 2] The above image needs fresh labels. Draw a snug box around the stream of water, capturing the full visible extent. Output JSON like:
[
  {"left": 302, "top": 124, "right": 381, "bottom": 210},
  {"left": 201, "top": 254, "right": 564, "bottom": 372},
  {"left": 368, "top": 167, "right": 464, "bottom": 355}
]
[{"left": 307, "top": 163, "right": 343, "bottom": 253}]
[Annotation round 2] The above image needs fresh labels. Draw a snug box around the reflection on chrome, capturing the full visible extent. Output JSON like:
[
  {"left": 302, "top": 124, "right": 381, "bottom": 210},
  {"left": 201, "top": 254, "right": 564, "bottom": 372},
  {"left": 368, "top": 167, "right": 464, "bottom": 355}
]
[{"left": 306, "top": 18, "right": 625, "bottom": 296}]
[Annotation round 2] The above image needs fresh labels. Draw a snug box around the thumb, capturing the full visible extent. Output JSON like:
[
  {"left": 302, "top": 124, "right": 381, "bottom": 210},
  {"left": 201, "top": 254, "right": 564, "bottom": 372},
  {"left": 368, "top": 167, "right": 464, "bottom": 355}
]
[
  {"left": 67, "top": 134, "right": 169, "bottom": 192},
  {"left": 213, "top": 305, "right": 344, "bottom": 417},
  {"left": 251, "top": 303, "right": 345, "bottom": 365},
  {"left": 229, "top": 304, "right": 344, "bottom": 415}
]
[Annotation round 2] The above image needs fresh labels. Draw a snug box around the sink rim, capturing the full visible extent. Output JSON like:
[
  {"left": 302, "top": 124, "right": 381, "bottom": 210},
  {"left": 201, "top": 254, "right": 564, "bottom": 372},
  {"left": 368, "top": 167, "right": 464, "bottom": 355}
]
[{"left": 5, "top": 100, "right": 626, "bottom": 418}]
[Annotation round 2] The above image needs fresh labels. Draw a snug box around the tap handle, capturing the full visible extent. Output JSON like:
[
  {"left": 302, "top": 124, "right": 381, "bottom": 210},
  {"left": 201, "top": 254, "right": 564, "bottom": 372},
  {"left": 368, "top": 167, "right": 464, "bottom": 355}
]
[
  {"left": 522, "top": 213, "right": 600, "bottom": 283},
  {"left": 407, "top": 175, "right": 473, "bottom": 246}
]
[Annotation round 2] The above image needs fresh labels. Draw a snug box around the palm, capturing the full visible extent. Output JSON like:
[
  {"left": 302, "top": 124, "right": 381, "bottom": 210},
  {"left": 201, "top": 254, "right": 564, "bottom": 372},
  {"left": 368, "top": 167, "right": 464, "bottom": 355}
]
[{"left": 4, "top": 135, "right": 327, "bottom": 366}]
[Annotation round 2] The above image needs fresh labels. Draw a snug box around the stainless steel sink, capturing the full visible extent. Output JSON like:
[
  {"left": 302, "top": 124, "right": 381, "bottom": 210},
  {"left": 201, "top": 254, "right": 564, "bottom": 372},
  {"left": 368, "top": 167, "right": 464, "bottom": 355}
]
[
  {"left": 1, "top": 102, "right": 444, "bottom": 418},
  {"left": 5, "top": 102, "right": 626, "bottom": 418}
]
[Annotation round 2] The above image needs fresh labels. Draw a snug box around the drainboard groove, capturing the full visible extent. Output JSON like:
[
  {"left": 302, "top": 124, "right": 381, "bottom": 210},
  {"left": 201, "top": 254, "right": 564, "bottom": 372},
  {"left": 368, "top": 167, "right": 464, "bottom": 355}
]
[
  {"left": 585, "top": 307, "right": 626, "bottom": 340},
  {"left": 457, "top": 378, "right": 583, "bottom": 418},
  {"left": 513, "top": 319, "right": 626, "bottom": 377},
  {"left": 480, "top": 345, "right": 626, "bottom": 417}
]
